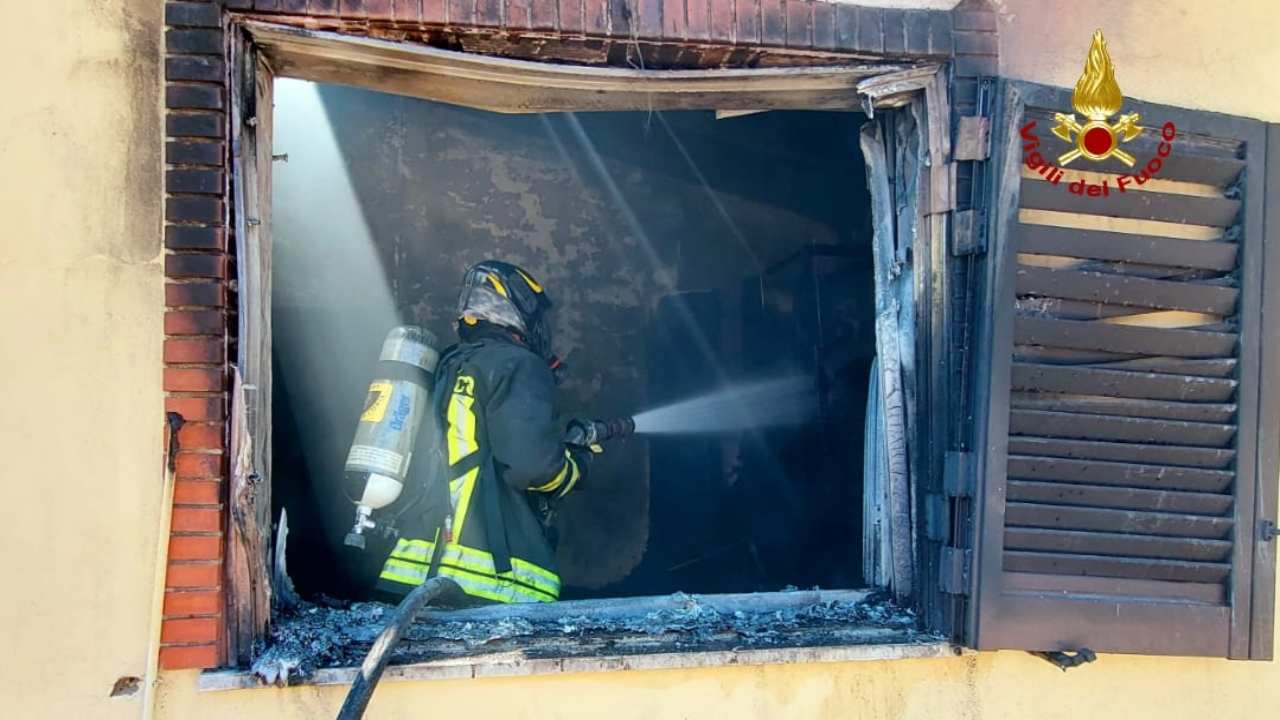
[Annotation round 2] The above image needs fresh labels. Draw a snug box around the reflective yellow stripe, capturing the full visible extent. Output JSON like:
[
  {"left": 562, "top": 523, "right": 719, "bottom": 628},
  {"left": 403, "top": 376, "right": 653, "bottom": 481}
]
[
  {"left": 385, "top": 538, "right": 561, "bottom": 598},
  {"left": 450, "top": 467, "right": 479, "bottom": 540},
  {"left": 530, "top": 458, "right": 570, "bottom": 493},
  {"left": 556, "top": 454, "right": 581, "bottom": 499},
  {"left": 446, "top": 393, "right": 478, "bottom": 465},
  {"left": 379, "top": 557, "right": 429, "bottom": 586},
  {"left": 438, "top": 566, "right": 552, "bottom": 603}
]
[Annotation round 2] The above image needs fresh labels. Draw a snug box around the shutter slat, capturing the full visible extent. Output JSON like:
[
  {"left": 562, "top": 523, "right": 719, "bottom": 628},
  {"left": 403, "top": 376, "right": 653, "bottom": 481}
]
[
  {"left": 1016, "top": 223, "right": 1239, "bottom": 271},
  {"left": 1012, "top": 362, "right": 1238, "bottom": 401},
  {"left": 1009, "top": 409, "right": 1236, "bottom": 447},
  {"left": 1008, "top": 454, "right": 1235, "bottom": 492},
  {"left": 1004, "top": 551, "right": 1230, "bottom": 583},
  {"left": 1096, "top": 357, "right": 1239, "bottom": 378},
  {"left": 1016, "top": 265, "right": 1239, "bottom": 314},
  {"left": 1005, "top": 528, "right": 1233, "bottom": 562},
  {"left": 1010, "top": 392, "right": 1236, "bottom": 423},
  {"left": 1021, "top": 177, "right": 1241, "bottom": 226},
  {"left": 1005, "top": 571, "right": 1226, "bottom": 604},
  {"left": 1007, "top": 438, "right": 1236, "bottom": 470},
  {"left": 1015, "top": 316, "right": 1238, "bottom": 358},
  {"left": 1007, "top": 479, "right": 1233, "bottom": 515},
  {"left": 1005, "top": 502, "right": 1233, "bottom": 539}
]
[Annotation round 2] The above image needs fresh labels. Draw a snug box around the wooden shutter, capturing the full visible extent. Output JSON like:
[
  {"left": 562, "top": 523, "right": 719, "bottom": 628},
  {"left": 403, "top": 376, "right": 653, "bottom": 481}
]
[{"left": 964, "top": 80, "right": 1279, "bottom": 658}]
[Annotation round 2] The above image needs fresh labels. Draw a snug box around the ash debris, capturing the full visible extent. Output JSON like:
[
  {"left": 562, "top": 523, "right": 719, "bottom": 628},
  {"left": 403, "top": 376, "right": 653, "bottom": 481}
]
[
  {"left": 251, "top": 598, "right": 392, "bottom": 685},
  {"left": 251, "top": 589, "right": 923, "bottom": 685}
]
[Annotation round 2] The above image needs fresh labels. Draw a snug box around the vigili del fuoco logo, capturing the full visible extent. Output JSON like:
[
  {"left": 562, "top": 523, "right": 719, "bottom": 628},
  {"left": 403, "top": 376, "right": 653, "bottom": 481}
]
[{"left": 1020, "top": 30, "right": 1177, "bottom": 198}]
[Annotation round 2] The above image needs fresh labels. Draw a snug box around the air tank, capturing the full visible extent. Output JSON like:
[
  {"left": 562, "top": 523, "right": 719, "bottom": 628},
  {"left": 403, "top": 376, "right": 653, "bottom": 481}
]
[{"left": 343, "top": 326, "right": 440, "bottom": 549}]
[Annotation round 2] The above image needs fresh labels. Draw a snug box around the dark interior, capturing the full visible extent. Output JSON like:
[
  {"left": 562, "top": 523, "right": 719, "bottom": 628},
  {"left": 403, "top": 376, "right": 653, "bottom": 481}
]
[{"left": 270, "top": 80, "right": 876, "bottom": 601}]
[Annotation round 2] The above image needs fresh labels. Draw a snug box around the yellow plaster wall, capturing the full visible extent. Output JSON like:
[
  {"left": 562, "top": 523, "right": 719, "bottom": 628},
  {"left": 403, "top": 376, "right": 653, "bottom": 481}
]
[
  {"left": 995, "top": 0, "right": 1280, "bottom": 122},
  {"left": 0, "top": 1, "right": 166, "bottom": 717}
]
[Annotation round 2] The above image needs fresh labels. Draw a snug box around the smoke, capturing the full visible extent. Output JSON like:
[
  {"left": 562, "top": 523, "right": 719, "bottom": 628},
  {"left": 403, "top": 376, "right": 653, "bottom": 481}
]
[{"left": 631, "top": 376, "right": 818, "bottom": 435}]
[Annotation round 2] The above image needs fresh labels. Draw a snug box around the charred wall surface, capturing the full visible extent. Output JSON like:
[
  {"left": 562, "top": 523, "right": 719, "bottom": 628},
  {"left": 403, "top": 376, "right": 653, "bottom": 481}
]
[{"left": 272, "top": 80, "right": 870, "bottom": 597}]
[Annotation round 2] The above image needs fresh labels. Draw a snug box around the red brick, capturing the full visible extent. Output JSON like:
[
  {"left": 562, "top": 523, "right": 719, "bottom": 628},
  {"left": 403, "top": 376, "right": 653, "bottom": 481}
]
[
  {"left": 340, "top": 0, "right": 368, "bottom": 16},
  {"left": 166, "top": 338, "right": 222, "bottom": 364},
  {"left": 174, "top": 478, "right": 223, "bottom": 505},
  {"left": 163, "top": 617, "right": 220, "bottom": 643},
  {"left": 171, "top": 506, "right": 222, "bottom": 532},
  {"left": 164, "top": 589, "right": 222, "bottom": 616},
  {"left": 166, "top": 309, "right": 225, "bottom": 335},
  {"left": 709, "top": 0, "right": 733, "bottom": 42},
  {"left": 785, "top": 0, "right": 811, "bottom": 47},
  {"left": 529, "top": 0, "right": 555, "bottom": 29},
  {"left": 505, "top": 0, "right": 531, "bottom": 29},
  {"left": 421, "top": 0, "right": 445, "bottom": 22},
  {"left": 447, "top": 0, "right": 471, "bottom": 24},
  {"left": 167, "top": 83, "right": 224, "bottom": 111},
  {"left": 584, "top": 0, "right": 607, "bottom": 33},
  {"left": 166, "top": 395, "right": 225, "bottom": 422},
  {"left": 174, "top": 451, "right": 224, "bottom": 479},
  {"left": 167, "top": 111, "right": 225, "bottom": 139},
  {"left": 475, "top": 0, "right": 501, "bottom": 25},
  {"left": 662, "top": 0, "right": 682, "bottom": 37},
  {"left": 178, "top": 422, "right": 225, "bottom": 450},
  {"left": 166, "top": 196, "right": 223, "bottom": 223},
  {"left": 169, "top": 532, "right": 223, "bottom": 561},
  {"left": 736, "top": 0, "right": 759, "bottom": 44},
  {"left": 760, "top": 0, "right": 784, "bottom": 44},
  {"left": 812, "top": 0, "right": 835, "bottom": 50},
  {"left": 173, "top": 451, "right": 223, "bottom": 479},
  {"left": 366, "top": 0, "right": 393, "bottom": 18},
  {"left": 166, "top": 561, "right": 221, "bottom": 588},
  {"left": 558, "top": 0, "right": 583, "bottom": 32},
  {"left": 686, "top": 0, "right": 708, "bottom": 40},
  {"left": 393, "top": 0, "right": 424, "bottom": 21},
  {"left": 166, "top": 2, "right": 222, "bottom": 28},
  {"left": 636, "top": 0, "right": 661, "bottom": 38},
  {"left": 279, "top": 0, "right": 310, "bottom": 12},
  {"left": 166, "top": 225, "right": 225, "bottom": 251},
  {"left": 159, "top": 644, "right": 219, "bottom": 670},
  {"left": 165, "top": 367, "right": 225, "bottom": 392},
  {"left": 166, "top": 252, "right": 226, "bottom": 279},
  {"left": 167, "top": 281, "right": 226, "bottom": 307}
]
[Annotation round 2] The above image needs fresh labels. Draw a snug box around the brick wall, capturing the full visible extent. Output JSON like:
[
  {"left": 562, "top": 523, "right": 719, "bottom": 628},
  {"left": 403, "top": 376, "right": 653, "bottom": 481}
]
[
  {"left": 162, "top": 0, "right": 230, "bottom": 670},
  {"left": 158, "top": 0, "right": 989, "bottom": 670}
]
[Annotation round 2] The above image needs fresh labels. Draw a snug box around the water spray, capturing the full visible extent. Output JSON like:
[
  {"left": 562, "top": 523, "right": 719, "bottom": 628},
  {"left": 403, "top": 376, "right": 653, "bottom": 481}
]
[{"left": 566, "top": 376, "right": 817, "bottom": 447}]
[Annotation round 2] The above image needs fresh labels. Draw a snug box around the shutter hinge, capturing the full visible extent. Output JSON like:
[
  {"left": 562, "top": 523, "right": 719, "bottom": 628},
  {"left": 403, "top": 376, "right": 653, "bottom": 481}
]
[
  {"left": 951, "top": 208, "right": 987, "bottom": 255},
  {"left": 939, "top": 547, "right": 972, "bottom": 595},
  {"left": 944, "top": 450, "right": 974, "bottom": 498},
  {"left": 1262, "top": 520, "right": 1279, "bottom": 542},
  {"left": 953, "top": 116, "right": 991, "bottom": 161}
]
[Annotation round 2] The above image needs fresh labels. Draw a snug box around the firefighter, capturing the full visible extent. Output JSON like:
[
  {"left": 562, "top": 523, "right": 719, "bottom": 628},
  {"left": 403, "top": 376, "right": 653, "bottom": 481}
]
[{"left": 374, "top": 260, "right": 590, "bottom": 604}]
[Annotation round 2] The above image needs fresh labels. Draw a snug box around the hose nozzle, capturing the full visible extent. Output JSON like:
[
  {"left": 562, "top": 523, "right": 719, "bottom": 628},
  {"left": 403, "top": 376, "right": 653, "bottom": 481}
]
[{"left": 566, "top": 416, "right": 635, "bottom": 447}]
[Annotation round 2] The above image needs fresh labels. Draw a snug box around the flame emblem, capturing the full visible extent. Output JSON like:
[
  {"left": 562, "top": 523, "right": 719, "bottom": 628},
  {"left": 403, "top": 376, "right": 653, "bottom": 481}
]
[{"left": 1051, "top": 30, "right": 1142, "bottom": 166}]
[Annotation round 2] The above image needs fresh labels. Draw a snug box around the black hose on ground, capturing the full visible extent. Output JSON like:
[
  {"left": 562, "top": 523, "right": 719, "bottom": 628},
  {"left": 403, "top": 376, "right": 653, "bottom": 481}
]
[{"left": 336, "top": 577, "right": 457, "bottom": 720}]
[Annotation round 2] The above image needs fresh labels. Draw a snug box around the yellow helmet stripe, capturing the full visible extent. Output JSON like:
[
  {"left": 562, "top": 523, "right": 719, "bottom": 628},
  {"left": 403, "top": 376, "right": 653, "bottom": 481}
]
[
  {"left": 486, "top": 273, "right": 509, "bottom": 298},
  {"left": 514, "top": 267, "right": 543, "bottom": 293}
]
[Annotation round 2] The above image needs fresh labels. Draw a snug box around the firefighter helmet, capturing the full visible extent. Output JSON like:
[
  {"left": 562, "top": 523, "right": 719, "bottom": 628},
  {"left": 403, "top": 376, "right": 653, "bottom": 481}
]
[{"left": 457, "top": 260, "right": 553, "bottom": 359}]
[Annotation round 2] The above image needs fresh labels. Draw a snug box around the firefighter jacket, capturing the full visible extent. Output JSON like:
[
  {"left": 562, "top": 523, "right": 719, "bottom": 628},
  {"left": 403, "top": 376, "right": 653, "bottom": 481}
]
[{"left": 376, "top": 330, "right": 585, "bottom": 603}]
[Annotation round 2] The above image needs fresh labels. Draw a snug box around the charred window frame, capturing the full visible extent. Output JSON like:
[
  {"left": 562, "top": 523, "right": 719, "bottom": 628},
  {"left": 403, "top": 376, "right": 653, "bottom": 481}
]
[{"left": 211, "top": 18, "right": 964, "bottom": 685}]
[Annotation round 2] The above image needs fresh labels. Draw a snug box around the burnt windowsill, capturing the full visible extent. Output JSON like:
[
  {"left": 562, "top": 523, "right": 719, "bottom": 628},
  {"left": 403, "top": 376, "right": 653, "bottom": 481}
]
[{"left": 199, "top": 589, "right": 959, "bottom": 691}]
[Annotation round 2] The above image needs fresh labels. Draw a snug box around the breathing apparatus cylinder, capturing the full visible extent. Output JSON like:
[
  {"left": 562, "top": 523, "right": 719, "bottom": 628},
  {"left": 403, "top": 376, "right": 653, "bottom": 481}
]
[{"left": 343, "top": 326, "right": 441, "bottom": 550}]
